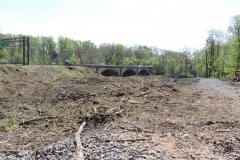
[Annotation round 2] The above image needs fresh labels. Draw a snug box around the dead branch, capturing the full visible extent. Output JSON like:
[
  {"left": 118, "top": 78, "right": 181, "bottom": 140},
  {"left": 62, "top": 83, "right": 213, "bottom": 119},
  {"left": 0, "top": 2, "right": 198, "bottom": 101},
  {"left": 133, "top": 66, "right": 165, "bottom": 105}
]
[
  {"left": 136, "top": 91, "right": 151, "bottom": 97},
  {"left": 215, "top": 129, "right": 232, "bottom": 132},
  {"left": 117, "top": 124, "right": 141, "bottom": 132},
  {"left": 141, "top": 155, "right": 157, "bottom": 160},
  {"left": 121, "top": 120, "right": 155, "bottom": 133},
  {"left": 112, "top": 83, "right": 121, "bottom": 87},
  {"left": 94, "top": 109, "right": 124, "bottom": 118},
  {"left": 164, "top": 102, "right": 181, "bottom": 105},
  {"left": 95, "top": 109, "right": 124, "bottom": 116},
  {"left": 113, "top": 109, "right": 124, "bottom": 115},
  {"left": 0, "top": 139, "right": 10, "bottom": 144},
  {"left": 19, "top": 116, "right": 57, "bottom": 125},
  {"left": 93, "top": 106, "right": 97, "bottom": 113},
  {"left": 83, "top": 98, "right": 99, "bottom": 104},
  {"left": 124, "top": 100, "right": 144, "bottom": 104},
  {"left": 106, "top": 108, "right": 116, "bottom": 113},
  {"left": 100, "top": 138, "right": 147, "bottom": 143},
  {"left": 75, "top": 121, "right": 86, "bottom": 160},
  {"left": 20, "top": 143, "right": 33, "bottom": 149}
]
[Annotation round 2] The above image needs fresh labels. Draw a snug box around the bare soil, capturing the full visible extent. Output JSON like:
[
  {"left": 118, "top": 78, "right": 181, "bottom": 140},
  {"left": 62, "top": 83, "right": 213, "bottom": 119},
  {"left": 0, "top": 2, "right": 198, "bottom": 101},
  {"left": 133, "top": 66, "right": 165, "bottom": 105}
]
[{"left": 0, "top": 65, "right": 240, "bottom": 159}]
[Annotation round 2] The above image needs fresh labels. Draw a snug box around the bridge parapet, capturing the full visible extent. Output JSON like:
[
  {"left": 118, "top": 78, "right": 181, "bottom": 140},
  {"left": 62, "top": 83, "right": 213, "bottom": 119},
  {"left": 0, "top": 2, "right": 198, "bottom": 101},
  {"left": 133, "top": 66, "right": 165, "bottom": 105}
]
[{"left": 83, "top": 64, "right": 152, "bottom": 77}]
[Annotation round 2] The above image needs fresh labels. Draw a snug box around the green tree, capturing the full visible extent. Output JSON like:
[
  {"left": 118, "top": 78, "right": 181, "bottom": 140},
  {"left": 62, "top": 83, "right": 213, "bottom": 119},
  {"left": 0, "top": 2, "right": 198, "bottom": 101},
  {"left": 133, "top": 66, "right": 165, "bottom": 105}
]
[
  {"left": 0, "top": 48, "right": 7, "bottom": 62},
  {"left": 115, "top": 44, "right": 126, "bottom": 65},
  {"left": 228, "top": 15, "right": 240, "bottom": 70},
  {"left": 80, "top": 40, "right": 98, "bottom": 64}
]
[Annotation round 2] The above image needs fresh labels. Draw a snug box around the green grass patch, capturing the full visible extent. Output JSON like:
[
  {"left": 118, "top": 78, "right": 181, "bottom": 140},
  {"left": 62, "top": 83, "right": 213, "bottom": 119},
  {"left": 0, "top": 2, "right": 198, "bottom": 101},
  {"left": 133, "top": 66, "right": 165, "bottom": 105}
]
[
  {"left": 45, "top": 76, "right": 62, "bottom": 84},
  {"left": 0, "top": 114, "right": 18, "bottom": 132},
  {"left": 52, "top": 66, "right": 85, "bottom": 78},
  {"left": 44, "top": 66, "right": 86, "bottom": 83}
]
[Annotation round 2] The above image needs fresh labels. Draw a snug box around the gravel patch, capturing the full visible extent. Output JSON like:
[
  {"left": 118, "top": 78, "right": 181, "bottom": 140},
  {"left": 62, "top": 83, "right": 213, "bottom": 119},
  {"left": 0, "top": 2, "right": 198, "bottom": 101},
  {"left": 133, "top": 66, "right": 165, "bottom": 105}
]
[
  {"left": 195, "top": 78, "right": 240, "bottom": 97},
  {"left": 81, "top": 129, "right": 171, "bottom": 160},
  {"left": 0, "top": 129, "right": 172, "bottom": 160},
  {"left": 0, "top": 150, "right": 32, "bottom": 160}
]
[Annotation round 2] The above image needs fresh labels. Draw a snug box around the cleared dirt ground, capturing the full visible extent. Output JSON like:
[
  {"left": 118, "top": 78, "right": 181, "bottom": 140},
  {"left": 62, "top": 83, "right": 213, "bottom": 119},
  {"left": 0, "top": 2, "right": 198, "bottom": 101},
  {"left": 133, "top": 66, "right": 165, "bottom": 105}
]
[{"left": 0, "top": 65, "right": 240, "bottom": 159}]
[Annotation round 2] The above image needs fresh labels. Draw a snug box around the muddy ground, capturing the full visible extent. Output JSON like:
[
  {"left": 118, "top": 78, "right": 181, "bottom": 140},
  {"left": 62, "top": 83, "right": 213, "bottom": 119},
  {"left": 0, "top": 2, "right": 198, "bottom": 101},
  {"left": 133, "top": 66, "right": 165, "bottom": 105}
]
[{"left": 0, "top": 65, "right": 240, "bottom": 159}]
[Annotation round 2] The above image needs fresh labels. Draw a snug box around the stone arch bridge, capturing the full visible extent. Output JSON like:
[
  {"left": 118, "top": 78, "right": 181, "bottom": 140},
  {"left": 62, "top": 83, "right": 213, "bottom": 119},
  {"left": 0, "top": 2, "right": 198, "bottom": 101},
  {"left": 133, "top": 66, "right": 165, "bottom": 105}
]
[{"left": 84, "top": 64, "right": 152, "bottom": 77}]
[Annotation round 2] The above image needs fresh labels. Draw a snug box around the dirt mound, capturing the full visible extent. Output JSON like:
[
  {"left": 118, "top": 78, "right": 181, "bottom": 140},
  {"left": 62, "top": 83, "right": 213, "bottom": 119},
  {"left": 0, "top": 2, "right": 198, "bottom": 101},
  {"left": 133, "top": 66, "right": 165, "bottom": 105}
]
[
  {"left": 0, "top": 66, "right": 240, "bottom": 159},
  {"left": 0, "top": 65, "right": 99, "bottom": 83}
]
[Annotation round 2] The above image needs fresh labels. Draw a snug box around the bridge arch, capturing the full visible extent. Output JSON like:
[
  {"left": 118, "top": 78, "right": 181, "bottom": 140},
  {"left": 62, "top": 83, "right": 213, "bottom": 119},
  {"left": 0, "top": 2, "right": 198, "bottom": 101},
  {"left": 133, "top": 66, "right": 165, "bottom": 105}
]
[
  {"left": 84, "top": 64, "right": 152, "bottom": 77},
  {"left": 101, "top": 69, "right": 119, "bottom": 76},
  {"left": 122, "top": 69, "right": 137, "bottom": 77},
  {"left": 139, "top": 69, "right": 150, "bottom": 76}
]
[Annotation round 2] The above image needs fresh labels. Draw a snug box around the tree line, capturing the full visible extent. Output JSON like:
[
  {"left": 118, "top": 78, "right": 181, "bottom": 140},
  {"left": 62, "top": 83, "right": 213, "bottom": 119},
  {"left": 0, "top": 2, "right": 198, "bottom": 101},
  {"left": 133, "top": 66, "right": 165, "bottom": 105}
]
[
  {"left": 193, "top": 15, "right": 240, "bottom": 78},
  {"left": 0, "top": 15, "right": 239, "bottom": 78}
]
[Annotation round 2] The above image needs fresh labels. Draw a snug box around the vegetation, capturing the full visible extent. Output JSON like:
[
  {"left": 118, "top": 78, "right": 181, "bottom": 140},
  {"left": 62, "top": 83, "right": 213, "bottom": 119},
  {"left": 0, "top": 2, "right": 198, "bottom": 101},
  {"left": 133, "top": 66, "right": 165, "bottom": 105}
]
[
  {"left": 0, "top": 114, "right": 18, "bottom": 132},
  {"left": 0, "top": 15, "right": 240, "bottom": 78}
]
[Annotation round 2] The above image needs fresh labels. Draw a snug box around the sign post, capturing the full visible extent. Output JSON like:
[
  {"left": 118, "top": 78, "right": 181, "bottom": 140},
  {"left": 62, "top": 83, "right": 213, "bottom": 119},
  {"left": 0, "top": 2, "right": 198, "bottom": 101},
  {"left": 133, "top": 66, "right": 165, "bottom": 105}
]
[
  {"left": 0, "top": 37, "right": 29, "bottom": 65},
  {"left": 27, "top": 37, "right": 29, "bottom": 65},
  {"left": 23, "top": 36, "right": 25, "bottom": 65}
]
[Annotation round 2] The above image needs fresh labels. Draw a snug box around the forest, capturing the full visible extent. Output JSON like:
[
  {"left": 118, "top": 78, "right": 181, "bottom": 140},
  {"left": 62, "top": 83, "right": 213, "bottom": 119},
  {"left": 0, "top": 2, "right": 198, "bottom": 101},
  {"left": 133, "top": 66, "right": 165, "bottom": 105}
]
[{"left": 0, "top": 15, "right": 239, "bottom": 78}]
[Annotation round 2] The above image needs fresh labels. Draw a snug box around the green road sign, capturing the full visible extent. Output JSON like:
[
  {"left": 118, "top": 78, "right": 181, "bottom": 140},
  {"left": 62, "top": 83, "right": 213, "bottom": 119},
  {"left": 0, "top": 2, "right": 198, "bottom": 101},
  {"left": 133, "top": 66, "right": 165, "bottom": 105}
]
[{"left": 0, "top": 40, "right": 9, "bottom": 47}]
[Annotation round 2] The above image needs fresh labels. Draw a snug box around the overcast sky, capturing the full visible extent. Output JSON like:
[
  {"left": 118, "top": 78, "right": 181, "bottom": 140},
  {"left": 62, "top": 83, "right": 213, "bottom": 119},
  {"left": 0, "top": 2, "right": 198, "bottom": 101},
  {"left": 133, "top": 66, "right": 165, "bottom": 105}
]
[{"left": 0, "top": 0, "right": 239, "bottom": 51}]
